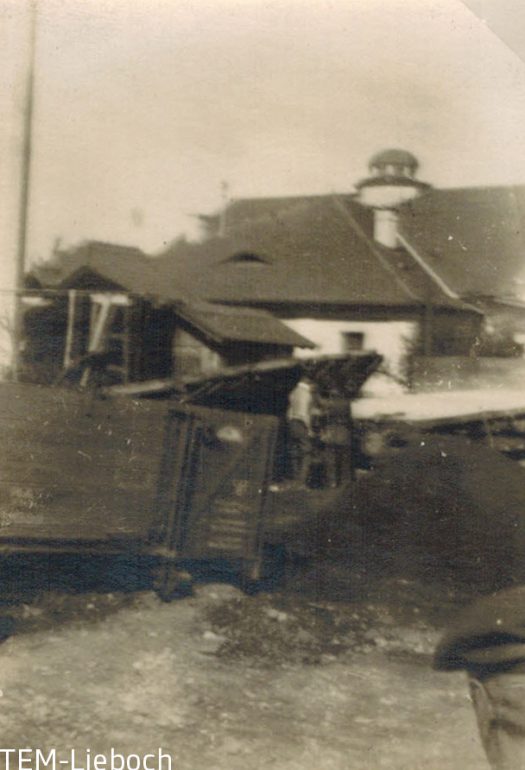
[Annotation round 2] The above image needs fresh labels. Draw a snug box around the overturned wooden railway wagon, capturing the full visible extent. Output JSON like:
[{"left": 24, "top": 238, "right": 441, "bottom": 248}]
[{"left": 0, "top": 352, "right": 381, "bottom": 599}]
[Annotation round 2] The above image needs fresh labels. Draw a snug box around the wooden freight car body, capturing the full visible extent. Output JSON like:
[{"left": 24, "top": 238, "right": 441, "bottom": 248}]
[{"left": 0, "top": 353, "right": 381, "bottom": 598}]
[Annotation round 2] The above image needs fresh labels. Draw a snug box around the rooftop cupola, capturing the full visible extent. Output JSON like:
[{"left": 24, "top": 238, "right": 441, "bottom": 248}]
[
  {"left": 356, "top": 149, "right": 431, "bottom": 247},
  {"left": 356, "top": 148, "right": 430, "bottom": 209}
]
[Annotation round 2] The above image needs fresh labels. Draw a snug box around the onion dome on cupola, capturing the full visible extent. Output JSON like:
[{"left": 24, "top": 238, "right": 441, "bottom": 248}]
[
  {"left": 356, "top": 148, "right": 430, "bottom": 209},
  {"left": 369, "top": 148, "right": 419, "bottom": 177}
]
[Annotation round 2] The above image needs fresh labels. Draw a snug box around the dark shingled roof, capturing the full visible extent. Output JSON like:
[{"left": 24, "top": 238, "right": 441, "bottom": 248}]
[
  {"left": 30, "top": 190, "right": 499, "bottom": 318},
  {"left": 29, "top": 240, "right": 153, "bottom": 293},
  {"left": 174, "top": 301, "right": 314, "bottom": 348},
  {"left": 27, "top": 243, "right": 314, "bottom": 349},
  {"left": 156, "top": 195, "right": 470, "bottom": 312},
  {"left": 399, "top": 186, "right": 525, "bottom": 298}
]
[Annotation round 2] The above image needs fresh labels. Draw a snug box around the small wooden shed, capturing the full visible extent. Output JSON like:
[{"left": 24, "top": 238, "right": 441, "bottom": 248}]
[{"left": 20, "top": 285, "right": 314, "bottom": 385}]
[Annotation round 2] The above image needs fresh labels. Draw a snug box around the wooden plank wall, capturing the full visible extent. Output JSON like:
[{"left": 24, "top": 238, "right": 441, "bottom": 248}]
[{"left": 0, "top": 383, "right": 171, "bottom": 542}]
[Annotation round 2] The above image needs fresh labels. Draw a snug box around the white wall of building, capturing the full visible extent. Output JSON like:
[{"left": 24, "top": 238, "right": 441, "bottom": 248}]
[{"left": 284, "top": 317, "right": 418, "bottom": 395}]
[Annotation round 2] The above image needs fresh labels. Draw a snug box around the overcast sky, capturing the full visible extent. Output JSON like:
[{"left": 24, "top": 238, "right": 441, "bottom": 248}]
[{"left": 1, "top": 0, "right": 525, "bottom": 286}]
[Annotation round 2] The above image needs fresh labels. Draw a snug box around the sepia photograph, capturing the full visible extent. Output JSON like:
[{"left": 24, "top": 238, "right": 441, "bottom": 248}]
[{"left": 1, "top": 0, "right": 525, "bottom": 767}]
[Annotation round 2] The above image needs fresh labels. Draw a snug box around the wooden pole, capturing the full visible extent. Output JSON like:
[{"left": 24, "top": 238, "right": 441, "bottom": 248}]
[
  {"left": 63, "top": 289, "right": 77, "bottom": 369},
  {"left": 12, "top": 0, "right": 37, "bottom": 381}
]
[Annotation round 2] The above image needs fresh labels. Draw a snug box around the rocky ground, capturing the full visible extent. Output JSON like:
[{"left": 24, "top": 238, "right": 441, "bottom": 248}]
[{"left": 0, "top": 554, "right": 490, "bottom": 770}]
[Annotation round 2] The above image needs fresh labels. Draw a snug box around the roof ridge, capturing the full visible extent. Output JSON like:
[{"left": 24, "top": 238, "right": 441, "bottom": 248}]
[
  {"left": 228, "top": 193, "right": 344, "bottom": 206},
  {"left": 396, "top": 231, "right": 459, "bottom": 300},
  {"left": 415, "top": 183, "right": 525, "bottom": 197}
]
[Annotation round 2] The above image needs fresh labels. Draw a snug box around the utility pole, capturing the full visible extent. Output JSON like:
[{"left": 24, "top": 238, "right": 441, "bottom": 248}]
[{"left": 12, "top": 0, "right": 37, "bottom": 381}]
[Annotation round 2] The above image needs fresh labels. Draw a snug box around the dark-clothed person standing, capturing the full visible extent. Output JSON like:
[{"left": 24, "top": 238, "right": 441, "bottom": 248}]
[{"left": 435, "top": 586, "right": 525, "bottom": 769}]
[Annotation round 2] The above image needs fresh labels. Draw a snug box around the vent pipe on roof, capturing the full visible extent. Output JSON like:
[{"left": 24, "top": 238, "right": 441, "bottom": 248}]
[{"left": 373, "top": 209, "right": 399, "bottom": 249}]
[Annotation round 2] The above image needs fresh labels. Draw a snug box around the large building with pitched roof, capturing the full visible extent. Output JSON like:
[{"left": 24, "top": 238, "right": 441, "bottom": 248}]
[
  {"left": 27, "top": 149, "right": 525, "bottom": 392},
  {"left": 151, "top": 150, "right": 484, "bottom": 391}
]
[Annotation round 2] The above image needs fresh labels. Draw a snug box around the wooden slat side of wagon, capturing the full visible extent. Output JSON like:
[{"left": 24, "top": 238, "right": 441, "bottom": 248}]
[
  {"left": 0, "top": 352, "right": 382, "bottom": 598},
  {"left": 0, "top": 382, "right": 169, "bottom": 551}
]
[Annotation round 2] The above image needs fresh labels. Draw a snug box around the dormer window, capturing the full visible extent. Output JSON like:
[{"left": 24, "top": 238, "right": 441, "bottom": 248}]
[{"left": 224, "top": 252, "right": 270, "bottom": 266}]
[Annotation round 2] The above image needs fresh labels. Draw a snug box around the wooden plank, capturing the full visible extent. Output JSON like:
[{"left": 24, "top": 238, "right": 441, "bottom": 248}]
[
  {"left": 0, "top": 435, "right": 159, "bottom": 465},
  {"left": 0, "top": 383, "right": 173, "bottom": 543},
  {"left": 0, "top": 487, "right": 157, "bottom": 540},
  {"left": 0, "top": 429, "right": 163, "bottom": 463},
  {"left": 353, "top": 390, "right": 525, "bottom": 427},
  {"left": 0, "top": 465, "right": 159, "bottom": 496},
  {"left": 0, "top": 448, "right": 160, "bottom": 489},
  {"left": 63, "top": 289, "right": 77, "bottom": 369}
]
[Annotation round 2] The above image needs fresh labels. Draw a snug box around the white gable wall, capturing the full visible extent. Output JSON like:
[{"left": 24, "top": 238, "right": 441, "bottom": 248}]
[{"left": 283, "top": 318, "right": 417, "bottom": 395}]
